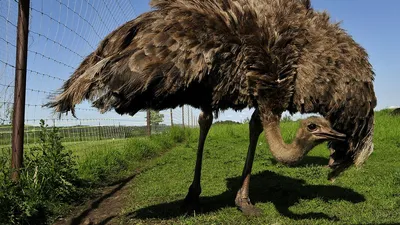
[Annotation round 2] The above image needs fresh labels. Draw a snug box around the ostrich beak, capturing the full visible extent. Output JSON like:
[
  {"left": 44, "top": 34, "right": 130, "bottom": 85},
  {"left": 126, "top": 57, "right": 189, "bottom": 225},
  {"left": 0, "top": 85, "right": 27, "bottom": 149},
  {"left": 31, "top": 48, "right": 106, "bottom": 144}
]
[{"left": 313, "top": 127, "right": 347, "bottom": 141}]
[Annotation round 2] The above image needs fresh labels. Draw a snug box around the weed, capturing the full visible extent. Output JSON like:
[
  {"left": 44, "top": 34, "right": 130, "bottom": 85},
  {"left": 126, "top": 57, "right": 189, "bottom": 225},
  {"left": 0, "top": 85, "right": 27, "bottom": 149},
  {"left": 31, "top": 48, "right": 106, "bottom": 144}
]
[
  {"left": 0, "top": 120, "right": 84, "bottom": 224},
  {"left": 1, "top": 123, "right": 194, "bottom": 224}
]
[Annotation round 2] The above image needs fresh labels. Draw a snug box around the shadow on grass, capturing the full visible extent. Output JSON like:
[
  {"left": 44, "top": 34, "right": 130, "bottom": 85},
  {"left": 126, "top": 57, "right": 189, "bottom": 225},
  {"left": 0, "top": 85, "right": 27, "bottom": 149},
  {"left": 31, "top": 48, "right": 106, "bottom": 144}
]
[
  {"left": 129, "top": 170, "right": 365, "bottom": 221},
  {"left": 268, "top": 156, "right": 329, "bottom": 167},
  {"left": 295, "top": 156, "right": 330, "bottom": 167}
]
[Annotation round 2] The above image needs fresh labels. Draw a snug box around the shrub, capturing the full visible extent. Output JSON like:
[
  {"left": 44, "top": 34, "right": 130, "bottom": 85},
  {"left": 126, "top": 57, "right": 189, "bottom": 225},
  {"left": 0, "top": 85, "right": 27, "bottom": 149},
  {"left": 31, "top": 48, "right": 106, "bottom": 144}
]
[
  {"left": 0, "top": 123, "right": 194, "bottom": 224},
  {"left": 169, "top": 126, "right": 192, "bottom": 143},
  {"left": 0, "top": 120, "right": 83, "bottom": 224}
]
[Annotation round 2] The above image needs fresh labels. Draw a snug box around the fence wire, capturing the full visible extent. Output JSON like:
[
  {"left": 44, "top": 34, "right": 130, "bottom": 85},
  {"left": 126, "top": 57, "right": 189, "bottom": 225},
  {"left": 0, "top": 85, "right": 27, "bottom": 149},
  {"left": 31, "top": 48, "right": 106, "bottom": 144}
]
[{"left": 0, "top": 0, "right": 200, "bottom": 156}]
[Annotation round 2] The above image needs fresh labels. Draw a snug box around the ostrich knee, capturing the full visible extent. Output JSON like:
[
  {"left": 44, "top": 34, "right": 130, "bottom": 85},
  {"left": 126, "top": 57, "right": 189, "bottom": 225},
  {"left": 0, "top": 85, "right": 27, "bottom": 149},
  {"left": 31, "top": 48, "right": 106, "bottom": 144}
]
[
  {"left": 236, "top": 109, "right": 263, "bottom": 214},
  {"left": 184, "top": 110, "right": 213, "bottom": 205}
]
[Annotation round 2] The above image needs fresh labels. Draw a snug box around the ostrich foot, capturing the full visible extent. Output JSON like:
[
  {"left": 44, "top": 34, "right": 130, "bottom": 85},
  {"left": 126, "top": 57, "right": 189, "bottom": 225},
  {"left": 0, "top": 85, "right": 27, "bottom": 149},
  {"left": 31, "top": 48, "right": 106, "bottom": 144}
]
[
  {"left": 181, "top": 186, "right": 202, "bottom": 214},
  {"left": 235, "top": 190, "right": 262, "bottom": 216},
  {"left": 182, "top": 195, "right": 201, "bottom": 213}
]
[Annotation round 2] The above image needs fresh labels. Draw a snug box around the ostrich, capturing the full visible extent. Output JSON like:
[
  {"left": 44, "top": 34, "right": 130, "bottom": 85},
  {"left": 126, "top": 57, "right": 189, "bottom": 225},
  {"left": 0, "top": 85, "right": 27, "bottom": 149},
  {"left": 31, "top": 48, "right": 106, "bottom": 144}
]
[{"left": 46, "top": 0, "right": 376, "bottom": 215}]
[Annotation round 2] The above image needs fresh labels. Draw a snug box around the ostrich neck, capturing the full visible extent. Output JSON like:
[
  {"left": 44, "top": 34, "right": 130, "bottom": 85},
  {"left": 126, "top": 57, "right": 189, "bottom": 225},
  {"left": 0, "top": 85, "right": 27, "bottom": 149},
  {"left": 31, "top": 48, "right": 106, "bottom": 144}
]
[{"left": 264, "top": 119, "right": 306, "bottom": 165}]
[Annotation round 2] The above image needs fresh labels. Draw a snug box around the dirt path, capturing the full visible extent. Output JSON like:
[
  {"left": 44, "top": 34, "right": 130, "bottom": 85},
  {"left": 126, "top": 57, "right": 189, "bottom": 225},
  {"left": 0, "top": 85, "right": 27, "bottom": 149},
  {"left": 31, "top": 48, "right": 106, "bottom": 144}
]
[{"left": 53, "top": 171, "right": 139, "bottom": 225}]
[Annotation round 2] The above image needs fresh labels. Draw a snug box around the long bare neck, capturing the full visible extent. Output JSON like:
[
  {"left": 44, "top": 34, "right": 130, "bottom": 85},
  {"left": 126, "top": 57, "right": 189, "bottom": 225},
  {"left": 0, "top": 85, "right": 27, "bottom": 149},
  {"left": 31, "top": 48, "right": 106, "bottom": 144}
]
[{"left": 264, "top": 119, "right": 307, "bottom": 165}]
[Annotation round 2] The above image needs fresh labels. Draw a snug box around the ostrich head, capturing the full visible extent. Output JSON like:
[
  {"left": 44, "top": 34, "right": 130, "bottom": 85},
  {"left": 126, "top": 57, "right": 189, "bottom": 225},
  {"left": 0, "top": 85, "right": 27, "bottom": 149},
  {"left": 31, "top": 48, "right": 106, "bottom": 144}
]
[
  {"left": 294, "top": 117, "right": 346, "bottom": 153},
  {"left": 263, "top": 116, "right": 346, "bottom": 166}
]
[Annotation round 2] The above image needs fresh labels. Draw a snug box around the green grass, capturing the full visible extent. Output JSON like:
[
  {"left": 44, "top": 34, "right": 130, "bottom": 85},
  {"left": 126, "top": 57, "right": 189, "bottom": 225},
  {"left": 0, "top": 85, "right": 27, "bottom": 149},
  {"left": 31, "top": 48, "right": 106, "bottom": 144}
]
[
  {"left": 1, "top": 111, "right": 398, "bottom": 224},
  {"left": 69, "top": 126, "right": 194, "bottom": 186},
  {"left": 118, "top": 110, "right": 400, "bottom": 224},
  {"left": 0, "top": 125, "right": 194, "bottom": 224}
]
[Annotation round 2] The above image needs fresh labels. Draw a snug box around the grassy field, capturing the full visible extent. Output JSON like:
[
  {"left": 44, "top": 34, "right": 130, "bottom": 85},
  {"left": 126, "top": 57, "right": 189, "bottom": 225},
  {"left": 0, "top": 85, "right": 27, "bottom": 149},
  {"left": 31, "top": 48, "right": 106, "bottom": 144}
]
[
  {"left": 116, "top": 110, "right": 400, "bottom": 224},
  {"left": 0, "top": 125, "right": 193, "bottom": 224},
  {"left": 64, "top": 128, "right": 194, "bottom": 185},
  {"left": 1, "top": 110, "right": 398, "bottom": 224},
  {"left": 0, "top": 124, "right": 167, "bottom": 146}
]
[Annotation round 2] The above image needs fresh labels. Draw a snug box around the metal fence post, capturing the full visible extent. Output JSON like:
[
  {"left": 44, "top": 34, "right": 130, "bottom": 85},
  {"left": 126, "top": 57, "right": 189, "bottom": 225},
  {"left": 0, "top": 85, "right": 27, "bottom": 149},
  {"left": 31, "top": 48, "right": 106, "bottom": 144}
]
[
  {"left": 147, "top": 110, "right": 151, "bottom": 136},
  {"left": 182, "top": 106, "right": 185, "bottom": 128},
  {"left": 170, "top": 109, "right": 173, "bottom": 126},
  {"left": 11, "top": 0, "right": 30, "bottom": 182},
  {"left": 98, "top": 122, "right": 102, "bottom": 140},
  {"left": 187, "top": 106, "right": 189, "bottom": 128},
  {"left": 191, "top": 109, "right": 193, "bottom": 128}
]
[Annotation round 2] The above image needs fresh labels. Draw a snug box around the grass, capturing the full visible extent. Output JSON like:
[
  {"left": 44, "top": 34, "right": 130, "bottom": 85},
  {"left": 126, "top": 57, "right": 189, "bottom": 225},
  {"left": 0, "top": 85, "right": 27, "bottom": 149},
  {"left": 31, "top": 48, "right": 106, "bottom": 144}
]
[
  {"left": 0, "top": 124, "right": 153, "bottom": 145},
  {"left": 0, "top": 126, "right": 191, "bottom": 183},
  {"left": 117, "top": 110, "right": 400, "bottom": 224},
  {"left": 66, "top": 126, "right": 193, "bottom": 186},
  {"left": 1, "top": 110, "right": 398, "bottom": 224},
  {"left": 0, "top": 125, "right": 194, "bottom": 224}
]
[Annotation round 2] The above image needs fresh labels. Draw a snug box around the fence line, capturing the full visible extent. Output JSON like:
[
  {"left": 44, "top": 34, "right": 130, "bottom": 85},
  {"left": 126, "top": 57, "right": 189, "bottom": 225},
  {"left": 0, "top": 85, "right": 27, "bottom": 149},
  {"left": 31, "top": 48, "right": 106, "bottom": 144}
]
[{"left": 0, "top": 0, "right": 200, "bottom": 174}]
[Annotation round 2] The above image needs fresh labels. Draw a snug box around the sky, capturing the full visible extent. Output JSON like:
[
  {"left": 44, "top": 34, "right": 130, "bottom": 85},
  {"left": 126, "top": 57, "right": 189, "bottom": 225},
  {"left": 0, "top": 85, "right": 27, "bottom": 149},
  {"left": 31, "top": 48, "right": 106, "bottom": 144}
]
[
  {"left": 311, "top": 0, "right": 400, "bottom": 110},
  {"left": 1, "top": 0, "right": 399, "bottom": 126}
]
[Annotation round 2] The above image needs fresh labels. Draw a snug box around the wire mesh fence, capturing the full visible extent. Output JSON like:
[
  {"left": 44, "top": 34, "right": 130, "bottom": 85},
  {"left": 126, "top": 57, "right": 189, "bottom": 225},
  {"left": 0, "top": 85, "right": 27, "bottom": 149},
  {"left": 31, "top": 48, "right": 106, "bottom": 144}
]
[{"left": 0, "top": 0, "right": 200, "bottom": 157}]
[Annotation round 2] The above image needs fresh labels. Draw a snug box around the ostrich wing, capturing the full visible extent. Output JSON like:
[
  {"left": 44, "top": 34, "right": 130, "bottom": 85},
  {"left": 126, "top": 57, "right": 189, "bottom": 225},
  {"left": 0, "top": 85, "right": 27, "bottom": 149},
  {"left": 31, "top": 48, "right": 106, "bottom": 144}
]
[
  {"left": 47, "top": 1, "right": 248, "bottom": 116},
  {"left": 47, "top": 0, "right": 303, "bottom": 116}
]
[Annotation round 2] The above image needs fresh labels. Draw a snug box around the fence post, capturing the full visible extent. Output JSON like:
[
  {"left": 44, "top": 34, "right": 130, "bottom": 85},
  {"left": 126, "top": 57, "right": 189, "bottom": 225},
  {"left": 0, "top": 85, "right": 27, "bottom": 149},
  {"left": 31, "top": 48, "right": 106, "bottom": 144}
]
[
  {"left": 79, "top": 121, "right": 83, "bottom": 141},
  {"left": 98, "top": 122, "right": 102, "bottom": 140},
  {"left": 147, "top": 110, "right": 151, "bottom": 136},
  {"left": 191, "top": 109, "right": 193, "bottom": 128},
  {"left": 182, "top": 106, "right": 185, "bottom": 128},
  {"left": 11, "top": 0, "right": 30, "bottom": 182},
  {"left": 170, "top": 109, "right": 173, "bottom": 127},
  {"left": 187, "top": 106, "right": 189, "bottom": 128}
]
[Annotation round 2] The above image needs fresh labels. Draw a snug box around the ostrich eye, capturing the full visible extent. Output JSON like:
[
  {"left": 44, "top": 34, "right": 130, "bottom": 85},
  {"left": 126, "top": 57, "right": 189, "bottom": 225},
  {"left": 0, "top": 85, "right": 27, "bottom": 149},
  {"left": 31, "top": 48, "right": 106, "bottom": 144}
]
[{"left": 307, "top": 123, "right": 317, "bottom": 131}]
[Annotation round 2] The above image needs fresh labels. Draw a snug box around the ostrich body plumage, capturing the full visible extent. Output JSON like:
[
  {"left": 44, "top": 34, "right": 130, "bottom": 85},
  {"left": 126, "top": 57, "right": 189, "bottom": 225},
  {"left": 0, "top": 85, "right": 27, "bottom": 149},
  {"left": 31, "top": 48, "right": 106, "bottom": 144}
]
[{"left": 47, "top": 0, "right": 376, "bottom": 207}]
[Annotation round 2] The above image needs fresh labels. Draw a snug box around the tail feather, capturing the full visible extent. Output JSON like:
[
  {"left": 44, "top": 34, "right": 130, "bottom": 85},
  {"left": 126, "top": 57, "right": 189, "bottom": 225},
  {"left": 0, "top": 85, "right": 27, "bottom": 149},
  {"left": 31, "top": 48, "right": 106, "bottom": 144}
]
[{"left": 45, "top": 57, "right": 111, "bottom": 117}]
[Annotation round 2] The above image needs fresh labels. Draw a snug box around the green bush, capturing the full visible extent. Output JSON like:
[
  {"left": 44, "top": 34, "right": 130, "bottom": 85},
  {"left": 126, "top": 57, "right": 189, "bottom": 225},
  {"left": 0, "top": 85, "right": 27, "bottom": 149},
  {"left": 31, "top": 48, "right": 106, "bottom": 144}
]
[
  {"left": 150, "top": 133, "right": 174, "bottom": 149},
  {"left": 0, "top": 120, "right": 84, "bottom": 224},
  {"left": 169, "top": 126, "right": 193, "bottom": 143}
]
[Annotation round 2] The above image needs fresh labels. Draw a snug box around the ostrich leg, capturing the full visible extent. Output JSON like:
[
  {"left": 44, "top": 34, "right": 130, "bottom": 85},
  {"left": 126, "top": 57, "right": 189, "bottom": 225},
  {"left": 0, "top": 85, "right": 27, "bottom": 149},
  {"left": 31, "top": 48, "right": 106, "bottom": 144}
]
[
  {"left": 235, "top": 109, "right": 263, "bottom": 216},
  {"left": 183, "top": 110, "right": 213, "bottom": 211}
]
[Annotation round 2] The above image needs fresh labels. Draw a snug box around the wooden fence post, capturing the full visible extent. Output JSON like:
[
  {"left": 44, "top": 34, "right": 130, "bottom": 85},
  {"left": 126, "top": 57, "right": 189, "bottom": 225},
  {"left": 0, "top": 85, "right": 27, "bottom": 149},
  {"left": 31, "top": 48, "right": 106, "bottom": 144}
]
[
  {"left": 170, "top": 109, "right": 173, "bottom": 126},
  {"left": 11, "top": 0, "right": 30, "bottom": 182},
  {"left": 147, "top": 110, "right": 151, "bottom": 136}
]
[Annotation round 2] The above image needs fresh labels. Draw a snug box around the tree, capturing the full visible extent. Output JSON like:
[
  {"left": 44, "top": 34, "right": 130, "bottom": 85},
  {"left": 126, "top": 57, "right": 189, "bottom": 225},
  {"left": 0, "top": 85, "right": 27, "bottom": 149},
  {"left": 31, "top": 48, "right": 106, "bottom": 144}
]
[
  {"left": 146, "top": 110, "right": 164, "bottom": 126},
  {"left": 0, "top": 102, "right": 13, "bottom": 125},
  {"left": 281, "top": 114, "right": 293, "bottom": 122}
]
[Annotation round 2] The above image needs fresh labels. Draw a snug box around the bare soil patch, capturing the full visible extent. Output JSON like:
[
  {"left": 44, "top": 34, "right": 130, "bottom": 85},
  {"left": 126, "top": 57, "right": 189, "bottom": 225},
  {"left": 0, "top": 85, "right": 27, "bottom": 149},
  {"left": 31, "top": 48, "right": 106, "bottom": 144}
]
[{"left": 53, "top": 171, "right": 140, "bottom": 225}]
